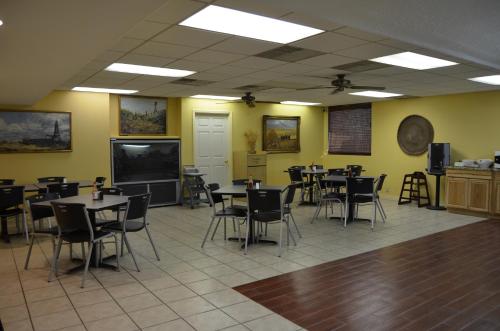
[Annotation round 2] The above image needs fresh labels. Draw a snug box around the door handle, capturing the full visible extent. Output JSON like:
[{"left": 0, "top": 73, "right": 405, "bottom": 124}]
[{"left": 224, "top": 160, "right": 229, "bottom": 164}]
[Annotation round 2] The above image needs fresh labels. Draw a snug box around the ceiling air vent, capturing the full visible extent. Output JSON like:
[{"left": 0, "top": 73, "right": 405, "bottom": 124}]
[
  {"left": 333, "top": 60, "right": 390, "bottom": 73},
  {"left": 235, "top": 85, "right": 270, "bottom": 92},
  {"left": 171, "top": 78, "right": 213, "bottom": 86},
  {"left": 255, "top": 45, "right": 324, "bottom": 62}
]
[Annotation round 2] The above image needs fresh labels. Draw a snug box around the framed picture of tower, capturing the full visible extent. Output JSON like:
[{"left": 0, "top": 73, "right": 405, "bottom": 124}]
[
  {"left": 119, "top": 96, "right": 167, "bottom": 135},
  {"left": 0, "top": 110, "right": 72, "bottom": 153}
]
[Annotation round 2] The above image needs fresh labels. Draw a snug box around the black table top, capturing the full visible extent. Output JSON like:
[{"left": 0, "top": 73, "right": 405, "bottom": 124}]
[
  {"left": 214, "top": 185, "right": 287, "bottom": 195},
  {"left": 35, "top": 180, "right": 94, "bottom": 189},
  {"left": 32, "top": 194, "right": 128, "bottom": 211}
]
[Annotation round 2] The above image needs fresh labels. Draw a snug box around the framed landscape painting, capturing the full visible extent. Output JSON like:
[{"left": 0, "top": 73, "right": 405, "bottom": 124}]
[
  {"left": 0, "top": 110, "right": 72, "bottom": 153},
  {"left": 263, "top": 115, "right": 300, "bottom": 153},
  {"left": 119, "top": 96, "right": 167, "bottom": 135}
]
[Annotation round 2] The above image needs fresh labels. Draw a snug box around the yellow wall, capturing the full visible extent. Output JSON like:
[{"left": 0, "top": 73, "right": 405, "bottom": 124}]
[
  {"left": 0, "top": 90, "right": 110, "bottom": 185},
  {"left": 323, "top": 90, "right": 500, "bottom": 200},
  {"left": 180, "top": 98, "right": 324, "bottom": 185}
]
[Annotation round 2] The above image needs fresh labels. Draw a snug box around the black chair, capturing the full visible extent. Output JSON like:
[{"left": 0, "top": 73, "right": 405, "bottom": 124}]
[
  {"left": 328, "top": 168, "right": 348, "bottom": 176},
  {"left": 288, "top": 167, "right": 313, "bottom": 202},
  {"left": 95, "top": 177, "right": 106, "bottom": 190},
  {"left": 246, "top": 188, "right": 295, "bottom": 256},
  {"left": 201, "top": 183, "right": 247, "bottom": 248},
  {"left": 356, "top": 174, "right": 387, "bottom": 222},
  {"left": 283, "top": 184, "right": 302, "bottom": 238},
  {"left": 24, "top": 193, "right": 61, "bottom": 269},
  {"left": 0, "top": 186, "right": 28, "bottom": 243},
  {"left": 50, "top": 202, "right": 120, "bottom": 287},
  {"left": 230, "top": 179, "right": 262, "bottom": 210},
  {"left": 96, "top": 187, "right": 124, "bottom": 224},
  {"left": 47, "top": 183, "right": 79, "bottom": 198},
  {"left": 0, "top": 179, "right": 15, "bottom": 185},
  {"left": 312, "top": 175, "right": 346, "bottom": 223},
  {"left": 37, "top": 177, "right": 65, "bottom": 183},
  {"left": 102, "top": 193, "right": 159, "bottom": 272},
  {"left": 346, "top": 165, "right": 363, "bottom": 177},
  {"left": 346, "top": 177, "right": 376, "bottom": 229}
]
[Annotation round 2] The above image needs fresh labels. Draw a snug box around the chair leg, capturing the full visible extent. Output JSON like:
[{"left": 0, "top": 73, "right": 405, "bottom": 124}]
[
  {"left": 202, "top": 216, "right": 217, "bottom": 248},
  {"left": 210, "top": 218, "right": 222, "bottom": 240},
  {"left": 22, "top": 210, "right": 29, "bottom": 244},
  {"left": 287, "top": 218, "right": 297, "bottom": 246},
  {"left": 289, "top": 212, "right": 302, "bottom": 238},
  {"left": 49, "top": 237, "right": 63, "bottom": 282},
  {"left": 223, "top": 217, "right": 227, "bottom": 240},
  {"left": 244, "top": 217, "right": 250, "bottom": 255},
  {"left": 237, "top": 220, "right": 241, "bottom": 243},
  {"left": 120, "top": 233, "right": 125, "bottom": 257},
  {"left": 344, "top": 202, "right": 348, "bottom": 227},
  {"left": 144, "top": 224, "right": 160, "bottom": 261},
  {"left": 81, "top": 242, "right": 86, "bottom": 260},
  {"left": 24, "top": 235, "right": 36, "bottom": 269},
  {"left": 278, "top": 219, "right": 284, "bottom": 257},
  {"left": 113, "top": 235, "right": 120, "bottom": 271},
  {"left": 69, "top": 243, "right": 73, "bottom": 260},
  {"left": 311, "top": 200, "right": 322, "bottom": 223},
  {"left": 232, "top": 219, "right": 236, "bottom": 233},
  {"left": 123, "top": 234, "right": 140, "bottom": 272},
  {"left": 81, "top": 242, "right": 93, "bottom": 288}
]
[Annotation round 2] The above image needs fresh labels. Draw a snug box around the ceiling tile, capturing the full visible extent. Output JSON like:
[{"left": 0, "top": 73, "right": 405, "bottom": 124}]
[
  {"left": 298, "top": 53, "right": 357, "bottom": 67},
  {"left": 184, "top": 49, "right": 246, "bottom": 64},
  {"left": 280, "top": 12, "right": 342, "bottom": 31},
  {"left": 110, "top": 37, "right": 144, "bottom": 52},
  {"left": 291, "top": 32, "right": 368, "bottom": 53},
  {"left": 147, "top": 0, "right": 206, "bottom": 24},
  {"left": 133, "top": 41, "right": 198, "bottom": 58},
  {"left": 361, "top": 66, "right": 415, "bottom": 76},
  {"left": 205, "top": 65, "right": 257, "bottom": 76},
  {"left": 208, "top": 37, "right": 279, "bottom": 55},
  {"left": 95, "top": 50, "right": 125, "bottom": 62},
  {"left": 139, "top": 83, "right": 185, "bottom": 96},
  {"left": 214, "top": 0, "right": 290, "bottom": 17},
  {"left": 444, "top": 68, "right": 498, "bottom": 79},
  {"left": 118, "top": 76, "right": 177, "bottom": 90},
  {"left": 125, "top": 21, "right": 170, "bottom": 40},
  {"left": 335, "top": 42, "right": 399, "bottom": 59},
  {"left": 209, "top": 76, "right": 267, "bottom": 88},
  {"left": 153, "top": 26, "right": 228, "bottom": 48},
  {"left": 188, "top": 72, "right": 234, "bottom": 81},
  {"left": 168, "top": 59, "right": 220, "bottom": 71},
  {"left": 306, "top": 68, "right": 348, "bottom": 78},
  {"left": 270, "top": 62, "right": 320, "bottom": 74},
  {"left": 245, "top": 70, "right": 291, "bottom": 80},
  {"left": 92, "top": 70, "right": 138, "bottom": 81},
  {"left": 230, "top": 56, "right": 287, "bottom": 69},
  {"left": 377, "top": 38, "right": 420, "bottom": 51},
  {"left": 334, "top": 27, "right": 386, "bottom": 41},
  {"left": 119, "top": 53, "right": 175, "bottom": 67},
  {"left": 427, "top": 64, "right": 487, "bottom": 75}
]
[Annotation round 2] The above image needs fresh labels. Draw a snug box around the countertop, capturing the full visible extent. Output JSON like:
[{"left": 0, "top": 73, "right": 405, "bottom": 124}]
[{"left": 446, "top": 166, "right": 500, "bottom": 172}]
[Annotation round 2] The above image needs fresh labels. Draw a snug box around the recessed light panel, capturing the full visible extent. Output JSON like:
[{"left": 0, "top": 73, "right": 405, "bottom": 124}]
[
  {"left": 468, "top": 75, "right": 500, "bottom": 85},
  {"left": 281, "top": 101, "right": 321, "bottom": 106},
  {"left": 370, "top": 51, "right": 457, "bottom": 70},
  {"left": 349, "top": 91, "right": 402, "bottom": 98},
  {"left": 179, "top": 5, "right": 323, "bottom": 44},
  {"left": 106, "top": 63, "right": 195, "bottom": 77},
  {"left": 72, "top": 87, "right": 137, "bottom": 94},
  {"left": 191, "top": 95, "right": 240, "bottom": 100},
  {"left": 0, "top": 19, "right": 3, "bottom": 27}
]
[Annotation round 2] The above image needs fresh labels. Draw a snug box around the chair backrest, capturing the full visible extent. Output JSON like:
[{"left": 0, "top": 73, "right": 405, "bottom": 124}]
[
  {"left": 51, "top": 202, "right": 93, "bottom": 238},
  {"left": 346, "top": 177, "right": 375, "bottom": 195},
  {"left": 207, "top": 183, "right": 223, "bottom": 205},
  {"left": 288, "top": 168, "right": 304, "bottom": 183},
  {"left": 346, "top": 165, "right": 363, "bottom": 177},
  {"left": 328, "top": 168, "right": 347, "bottom": 176},
  {"left": 100, "top": 187, "right": 123, "bottom": 195},
  {"left": 38, "top": 177, "right": 65, "bottom": 183},
  {"left": 0, "top": 186, "right": 24, "bottom": 210},
  {"left": 95, "top": 177, "right": 106, "bottom": 189},
  {"left": 247, "top": 189, "right": 281, "bottom": 214},
  {"left": 26, "top": 193, "right": 60, "bottom": 223},
  {"left": 284, "top": 184, "right": 297, "bottom": 205},
  {"left": 376, "top": 174, "right": 387, "bottom": 192},
  {"left": 315, "top": 174, "right": 330, "bottom": 191},
  {"left": 124, "top": 193, "right": 151, "bottom": 222},
  {"left": 232, "top": 178, "right": 262, "bottom": 185},
  {"left": 0, "top": 179, "right": 15, "bottom": 185},
  {"left": 47, "top": 183, "right": 79, "bottom": 198}
]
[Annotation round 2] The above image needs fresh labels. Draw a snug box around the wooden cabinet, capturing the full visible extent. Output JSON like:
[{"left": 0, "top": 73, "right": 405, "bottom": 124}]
[
  {"left": 446, "top": 168, "right": 496, "bottom": 217},
  {"left": 233, "top": 152, "right": 267, "bottom": 183}
]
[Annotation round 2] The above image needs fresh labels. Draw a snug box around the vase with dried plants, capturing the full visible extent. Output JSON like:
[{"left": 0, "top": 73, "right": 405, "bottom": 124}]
[{"left": 244, "top": 130, "right": 257, "bottom": 154}]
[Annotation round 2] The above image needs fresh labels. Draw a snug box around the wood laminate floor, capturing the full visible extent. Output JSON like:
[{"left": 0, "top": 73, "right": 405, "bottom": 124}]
[{"left": 235, "top": 219, "right": 500, "bottom": 331}]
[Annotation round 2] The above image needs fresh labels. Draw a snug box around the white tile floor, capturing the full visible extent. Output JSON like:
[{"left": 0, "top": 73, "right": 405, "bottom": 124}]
[{"left": 0, "top": 199, "right": 483, "bottom": 331}]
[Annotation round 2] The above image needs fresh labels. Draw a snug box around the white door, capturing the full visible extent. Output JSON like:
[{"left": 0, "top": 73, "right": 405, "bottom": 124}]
[{"left": 194, "top": 114, "right": 230, "bottom": 185}]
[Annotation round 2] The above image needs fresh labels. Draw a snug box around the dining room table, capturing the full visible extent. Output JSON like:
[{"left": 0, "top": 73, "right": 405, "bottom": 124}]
[
  {"left": 32, "top": 194, "right": 128, "bottom": 270},
  {"left": 213, "top": 184, "right": 287, "bottom": 247}
]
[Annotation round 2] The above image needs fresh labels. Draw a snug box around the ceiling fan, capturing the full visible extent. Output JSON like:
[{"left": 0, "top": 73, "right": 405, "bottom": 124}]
[
  {"left": 218, "top": 92, "right": 257, "bottom": 108},
  {"left": 300, "top": 74, "right": 386, "bottom": 95}
]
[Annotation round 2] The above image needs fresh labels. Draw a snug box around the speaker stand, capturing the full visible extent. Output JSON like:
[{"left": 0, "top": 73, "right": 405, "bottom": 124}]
[{"left": 426, "top": 172, "right": 446, "bottom": 211}]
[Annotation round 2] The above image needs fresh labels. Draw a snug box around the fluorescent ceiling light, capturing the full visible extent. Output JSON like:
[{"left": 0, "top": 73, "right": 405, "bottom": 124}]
[
  {"left": 0, "top": 20, "right": 3, "bottom": 27},
  {"left": 179, "top": 5, "right": 323, "bottom": 44},
  {"left": 72, "top": 87, "right": 137, "bottom": 94},
  {"left": 349, "top": 91, "right": 402, "bottom": 98},
  {"left": 281, "top": 101, "right": 321, "bottom": 106},
  {"left": 191, "top": 94, "right": 240, "bottom": 101},
  {"left": 106, "top": 63, "right": 195, "bottom": 77},
  {"left": 468, "top": 75, "right": 500, "bottom": 85},
  {"left": 370, "top": 51, "right": 458, "bottom": 70}
]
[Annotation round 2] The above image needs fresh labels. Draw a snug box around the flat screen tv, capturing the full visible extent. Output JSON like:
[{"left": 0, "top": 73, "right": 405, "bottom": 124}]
[{"left": 111, "top": 139, "right": 180, "bottom": 184}]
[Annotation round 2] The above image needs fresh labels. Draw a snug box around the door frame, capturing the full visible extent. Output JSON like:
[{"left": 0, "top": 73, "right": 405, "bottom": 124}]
[{"left": 192, "top": 110, "right": 233, "bottom": 185}]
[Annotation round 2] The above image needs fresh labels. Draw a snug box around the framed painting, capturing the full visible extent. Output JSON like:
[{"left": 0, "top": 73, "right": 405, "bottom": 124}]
[
  {"left": 262, "top": 115, "right": 301, "bottom": 153},
  {"left": 119, "top": 95, "right": 167, "bottom": 135},
  {"left": 0, "top": 110, "right": 72, "bottom": 153}
]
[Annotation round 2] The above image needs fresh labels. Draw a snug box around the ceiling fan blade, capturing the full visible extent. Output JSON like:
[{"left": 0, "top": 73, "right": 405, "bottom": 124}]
[
  {"left": 297, "top": 86, "right": 333, "bottom": 90},
  {"left": 248, "top": 102, "right": 256, "bottom": 108},
  {"left": 349, "top": 85, "right": 386, "bottom": 90},
  {"left": 330, "top": 89, "right": 342, "bottom": 95}
]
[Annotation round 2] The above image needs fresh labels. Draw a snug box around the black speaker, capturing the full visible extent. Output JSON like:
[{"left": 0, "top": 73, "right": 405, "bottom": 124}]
[{"left": 427, "top": 143, "right": 450, "bottom": 173}]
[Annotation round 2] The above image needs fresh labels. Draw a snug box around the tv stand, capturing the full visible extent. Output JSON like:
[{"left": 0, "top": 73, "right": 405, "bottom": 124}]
[{"left": 426, "top": 170, "right": 446, "bottom": 210}]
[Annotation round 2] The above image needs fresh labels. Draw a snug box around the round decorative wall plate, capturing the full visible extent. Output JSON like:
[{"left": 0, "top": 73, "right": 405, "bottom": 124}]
[{"left": 397, "top": 115, "right": 434, "bottom": 155}]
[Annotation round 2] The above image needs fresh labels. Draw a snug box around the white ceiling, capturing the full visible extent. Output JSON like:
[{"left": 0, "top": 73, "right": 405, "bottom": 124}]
[{"left": 1, "top": 0, "right": 499, "bottom": 106}]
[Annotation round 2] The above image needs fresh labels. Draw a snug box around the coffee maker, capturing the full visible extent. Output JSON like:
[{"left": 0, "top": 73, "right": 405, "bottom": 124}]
[{"left": 495, "top": 151, "right": 500, "bottom": 169}]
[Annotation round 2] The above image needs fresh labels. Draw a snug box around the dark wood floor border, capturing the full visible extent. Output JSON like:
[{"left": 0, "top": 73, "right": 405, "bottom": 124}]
[{"left": 234, "top": 219, "right": 500, "bottom": 331}]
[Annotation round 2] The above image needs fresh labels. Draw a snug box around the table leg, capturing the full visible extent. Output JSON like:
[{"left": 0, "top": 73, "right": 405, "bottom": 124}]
[{"left": 1, "top": 217, "right": 10, "bottom": 243}]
